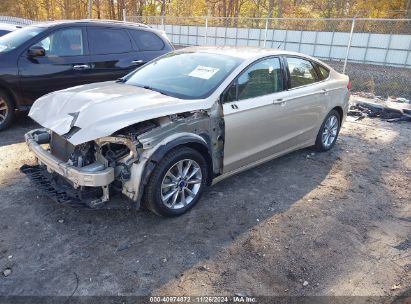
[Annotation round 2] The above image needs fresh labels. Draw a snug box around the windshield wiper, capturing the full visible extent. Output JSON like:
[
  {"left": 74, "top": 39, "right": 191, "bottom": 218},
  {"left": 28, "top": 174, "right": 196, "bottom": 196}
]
[{"left": 142, "top": 85, "right": 170, "bottom": 96}]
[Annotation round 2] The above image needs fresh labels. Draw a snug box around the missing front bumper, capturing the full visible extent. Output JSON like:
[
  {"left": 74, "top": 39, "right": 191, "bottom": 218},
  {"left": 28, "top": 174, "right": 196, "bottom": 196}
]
[
  {"left": 23, "top": 129, "right": 116, "bottom": 208},
  {"left": 24, "top": 129, "right": 114, "bottom": 188},
  {"left": 20, "top": 164, "right": 107, "bottom": 208}
]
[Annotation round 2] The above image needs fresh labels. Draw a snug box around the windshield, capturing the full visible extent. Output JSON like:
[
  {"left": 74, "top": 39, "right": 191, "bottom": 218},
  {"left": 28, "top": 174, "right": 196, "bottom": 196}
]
[
  {"left": 0, "top": 26, "right": 45, "bottom": 53},
  {"left": 125, "top": 52, "right": 243, "bottom": 99}
]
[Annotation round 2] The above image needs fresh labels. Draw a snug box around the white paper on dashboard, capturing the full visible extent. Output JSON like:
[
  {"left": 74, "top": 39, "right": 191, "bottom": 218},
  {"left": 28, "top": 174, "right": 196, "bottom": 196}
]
[{"left": 188, "top": 65, "right": 220, "bottom": 79}]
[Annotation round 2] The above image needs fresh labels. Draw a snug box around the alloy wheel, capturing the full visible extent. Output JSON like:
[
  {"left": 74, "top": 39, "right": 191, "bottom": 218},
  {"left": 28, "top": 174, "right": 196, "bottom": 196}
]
[
  {"left": 322, "top": 114, "right": 339, "bottom": 148},
  {"left": 160, "top": 159, "right": 202, "bottom": 210},
  {"left": 0, "top": 97, "right": 9, "bottom": 125}
]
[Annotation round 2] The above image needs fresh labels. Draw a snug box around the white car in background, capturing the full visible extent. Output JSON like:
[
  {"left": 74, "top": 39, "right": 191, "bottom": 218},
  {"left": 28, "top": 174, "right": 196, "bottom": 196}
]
[
  {"left": 22, "top": 46, "right": 350, "bottom": 216},
  {"left": 0, "top": 23, "right": 20, "bottom": 36}
]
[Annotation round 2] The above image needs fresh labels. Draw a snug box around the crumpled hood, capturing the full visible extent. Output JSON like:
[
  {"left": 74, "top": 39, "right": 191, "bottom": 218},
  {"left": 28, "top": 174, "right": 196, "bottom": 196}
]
[{"left": 29, "top": 81, "right": 212, "bottom": 145}]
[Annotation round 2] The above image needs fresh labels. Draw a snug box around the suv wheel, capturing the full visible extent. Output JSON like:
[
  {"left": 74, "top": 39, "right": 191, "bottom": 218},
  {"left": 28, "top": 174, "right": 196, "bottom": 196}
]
[
  {"left": 314, "top": 109, "right": 341, "bottom": 152},
  {"left": 144, "top": 147, "right": 208, "bottom": 217},
  {"left": 0, "top": 90, "right": 15, "bottom": 131}
]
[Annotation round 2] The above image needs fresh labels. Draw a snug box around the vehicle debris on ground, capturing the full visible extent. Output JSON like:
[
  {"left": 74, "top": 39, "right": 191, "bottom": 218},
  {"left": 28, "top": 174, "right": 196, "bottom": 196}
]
[{"left": 348, "top": 92, "right": 411, "bottom": 122}]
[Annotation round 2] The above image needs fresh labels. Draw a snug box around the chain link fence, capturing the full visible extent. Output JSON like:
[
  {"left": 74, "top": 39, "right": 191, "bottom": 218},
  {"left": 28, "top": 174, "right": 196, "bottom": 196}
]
[
  {"left": 0, "top": 16, "right": 34, "bottom": 25},
  {"left": 1, "top": 14, "right": 410, "bottom": 99},
  {"left": 128, "top": 15, "right": 411, "bottom": 99}
]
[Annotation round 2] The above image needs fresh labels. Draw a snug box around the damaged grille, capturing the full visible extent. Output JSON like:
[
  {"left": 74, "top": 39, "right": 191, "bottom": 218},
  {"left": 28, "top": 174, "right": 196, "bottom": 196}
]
[{"left": 50, "top": 132, "right": 75, "bottom": 162}]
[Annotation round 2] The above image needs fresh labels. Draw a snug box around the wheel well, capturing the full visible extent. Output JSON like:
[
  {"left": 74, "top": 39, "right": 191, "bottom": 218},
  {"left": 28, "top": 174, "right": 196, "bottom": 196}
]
[
  {"left": 182, "top": 142, "right": 214, "bottom": 185},
  {"left": 0, "top": 84, "right": 16, "bottom": 110},
  {"left": 332, "top": 106, "right": 343, "bottom": 124},
  {"left": 139, "top": 140, "right": 214, "bottom": 206}
]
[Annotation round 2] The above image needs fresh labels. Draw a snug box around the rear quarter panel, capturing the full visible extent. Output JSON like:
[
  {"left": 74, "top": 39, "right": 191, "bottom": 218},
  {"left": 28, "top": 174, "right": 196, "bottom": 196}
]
[
  {"left": 327, "top": 69, "right": 350, "bottom": 124},
  {"left": 312, "top": 67, "right": 349, "bottom": 132}
]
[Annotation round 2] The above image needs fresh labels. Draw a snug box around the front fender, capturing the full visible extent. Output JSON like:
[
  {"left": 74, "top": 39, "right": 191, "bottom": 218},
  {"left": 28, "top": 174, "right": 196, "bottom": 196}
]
[
  {"left": 148, "top": 133, "right": 210, "bottom": 163},
  {"left": 123, "top": 133, "right": 211, "bottom": 208}
]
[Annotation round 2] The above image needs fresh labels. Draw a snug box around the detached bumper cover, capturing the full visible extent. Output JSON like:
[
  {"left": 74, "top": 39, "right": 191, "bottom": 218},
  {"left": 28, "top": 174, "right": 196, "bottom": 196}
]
[
  {"left": 20, "top": 164, "right": 102, "bottom": 207},
  {"left": 24, "top": 129, "right": 114, "bottom": 188}
]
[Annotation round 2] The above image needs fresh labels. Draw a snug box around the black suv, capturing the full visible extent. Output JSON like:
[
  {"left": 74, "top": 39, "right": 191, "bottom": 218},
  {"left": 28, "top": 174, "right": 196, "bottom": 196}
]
[{"left": 0, "top": 20, "right": 174, "bottom": 130}]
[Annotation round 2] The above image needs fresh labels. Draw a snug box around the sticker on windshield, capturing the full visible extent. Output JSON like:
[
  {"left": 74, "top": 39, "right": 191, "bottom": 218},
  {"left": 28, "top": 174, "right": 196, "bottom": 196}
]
[{"left": 188, "top": 65, "right": 220, "bottom": 80}]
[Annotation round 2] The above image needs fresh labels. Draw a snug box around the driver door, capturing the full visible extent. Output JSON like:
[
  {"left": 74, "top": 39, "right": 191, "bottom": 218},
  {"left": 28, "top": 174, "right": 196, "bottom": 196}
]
[
  {"left": 18, "top": 27, "right": 91, "bottom": 103},
  {"left": 222, "top": 56, "right": 291, "bottom": 173}
]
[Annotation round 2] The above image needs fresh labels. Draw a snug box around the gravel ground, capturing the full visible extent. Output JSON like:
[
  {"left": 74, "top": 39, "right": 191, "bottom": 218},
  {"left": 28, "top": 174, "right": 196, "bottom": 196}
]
[{"left": 0, "top": 113, "right": 410, "bottom": 299}]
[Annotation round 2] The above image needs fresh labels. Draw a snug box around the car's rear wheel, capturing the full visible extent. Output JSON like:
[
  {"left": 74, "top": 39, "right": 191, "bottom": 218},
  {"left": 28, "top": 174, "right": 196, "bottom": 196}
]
[
  {"left": 314, "top": 109, "right": 341, "bottom": 152},
  {"left": 0, "top": 90, "right": 15, "bottom": 131},
  {"left": 143, "top": 147, "right": 208, "bottom": 217}
]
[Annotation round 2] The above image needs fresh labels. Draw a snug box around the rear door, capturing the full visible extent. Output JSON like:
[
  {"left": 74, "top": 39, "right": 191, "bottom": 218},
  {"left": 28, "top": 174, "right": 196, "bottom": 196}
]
[
  {"left": 280, "top": 56, "right": 328, "bottom": 144},
  {"left": 86, "top": 26, "right": 140, "bottom": 82},
  {"left": 127, "top": 28, "right": 171, "bottom": 64},
  {"left": 18, "top": 27, "right": 91, "bottom": 102},
  {"left": 311, "top": 61, "right": 338, "bottom": 109}
]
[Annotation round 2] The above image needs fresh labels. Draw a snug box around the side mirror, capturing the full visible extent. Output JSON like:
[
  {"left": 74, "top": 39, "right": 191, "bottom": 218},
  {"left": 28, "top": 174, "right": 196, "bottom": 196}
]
[{"left": 27, "top": 46, "right": 45, "bottom": 57}]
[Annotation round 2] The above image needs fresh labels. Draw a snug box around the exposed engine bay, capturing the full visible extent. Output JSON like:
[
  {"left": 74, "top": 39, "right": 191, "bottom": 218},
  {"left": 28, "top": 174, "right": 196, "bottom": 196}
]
[{"left": 21, "top": 108, "right": 224, "bottom": 209}]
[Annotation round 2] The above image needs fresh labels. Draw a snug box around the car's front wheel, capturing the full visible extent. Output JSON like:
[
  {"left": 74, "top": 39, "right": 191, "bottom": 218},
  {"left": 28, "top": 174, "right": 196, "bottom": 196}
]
[
  {"left": 314, "top": 109, "right": 341, "bottom": 151},
  {"left": 0, "top": 90, "right": 15, "bottom": 131},
  {"left": 143, "top": 146, "right": 208, "bottom": 217}
]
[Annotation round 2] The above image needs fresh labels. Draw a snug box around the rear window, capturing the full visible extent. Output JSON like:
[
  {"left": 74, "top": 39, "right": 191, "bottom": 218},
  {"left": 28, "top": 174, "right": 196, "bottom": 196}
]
[
  {"left": 129, "top": 30, "right": 164, "bottom": 51},
  {"left": 88, "top": 28, "right": 132, "bottom": 55}
]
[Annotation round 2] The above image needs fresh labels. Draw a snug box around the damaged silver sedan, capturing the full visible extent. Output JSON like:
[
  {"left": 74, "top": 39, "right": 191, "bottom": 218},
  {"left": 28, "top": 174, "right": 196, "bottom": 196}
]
[{"left": 22, "top": 46, "right": 350, "bottom": 216}]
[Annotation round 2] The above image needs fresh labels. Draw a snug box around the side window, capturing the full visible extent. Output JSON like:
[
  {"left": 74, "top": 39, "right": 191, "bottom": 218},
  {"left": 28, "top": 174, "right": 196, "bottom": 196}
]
[
  {"left": 88, "top": 28, "right": 132, "bottom": 55},
  {"left": 286, "top": 57, "right": 319, "bottom": 88},
  {"left": 237, "top": 57, "right": 284, "bottom": 101},
  {"left": 317, "top": 64, "right": 330, "bottom": 80},
  {"left": 129, "top": 30, "right": 164, "bottom": 51},
  {"left": 36, "top": 28, "right": 83, "bottom": 56}
]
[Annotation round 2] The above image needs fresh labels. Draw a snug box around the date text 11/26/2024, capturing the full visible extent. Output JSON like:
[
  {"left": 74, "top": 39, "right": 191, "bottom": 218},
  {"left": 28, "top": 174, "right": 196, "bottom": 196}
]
[{"left": 149, "top": 296, "right": 257, "bottom": 303}]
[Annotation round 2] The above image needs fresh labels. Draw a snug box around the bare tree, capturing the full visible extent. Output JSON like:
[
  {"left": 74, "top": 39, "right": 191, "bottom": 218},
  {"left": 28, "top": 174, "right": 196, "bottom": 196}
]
[{"left": 94, "top": 0, "right": 101, "bottom": 19}]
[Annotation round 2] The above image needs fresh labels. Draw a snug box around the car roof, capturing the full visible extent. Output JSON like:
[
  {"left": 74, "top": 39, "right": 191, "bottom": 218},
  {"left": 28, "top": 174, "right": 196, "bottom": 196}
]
[
  {"left": 179, "top": 46, "right": 333, "bottom": 69},
  {"left": 0, "top": 23, "right": 21, "bottom": 31},
  {"left": 28, "top": 19, "right": 150, "bottom": 29}
]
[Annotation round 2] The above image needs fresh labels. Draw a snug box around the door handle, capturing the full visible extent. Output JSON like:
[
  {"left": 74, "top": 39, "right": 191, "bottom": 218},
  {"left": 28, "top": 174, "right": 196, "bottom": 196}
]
[
  {"left": 73, "top": 64, "right": 90, "bottom": 70},
  {"left": 131, "top": 60, "right": 144, "bottom": 65},
  {"left": 322, "top": 89, "right": 329, "bottom": 96}
]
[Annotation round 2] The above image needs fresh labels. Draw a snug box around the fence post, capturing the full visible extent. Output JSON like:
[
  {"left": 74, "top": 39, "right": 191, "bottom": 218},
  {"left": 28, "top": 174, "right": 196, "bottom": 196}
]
[
  {"left": 161, "top": 15, "right": 165, "bottom": 30},
  {"left": 123, "top": 9, "right": 126, "bottom": 22},
  {"left": 405, "top": 38, "right": 411, "bottom": 68},
  {"left": 205, "top": 16, "right": 208, "bottom": 45},
  {"left": 263, "top": 18, "right": 269, "bottom": 47},
  {"left": 343, "top": 17, "right": 355, "bottom": 74},
  {"left": 88, "top": 0, "right": 92, "bottom": 18}
]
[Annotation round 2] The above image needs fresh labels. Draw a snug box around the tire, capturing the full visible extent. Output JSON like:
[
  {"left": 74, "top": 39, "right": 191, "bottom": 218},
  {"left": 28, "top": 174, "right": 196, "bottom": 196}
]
[
  {"left": 0, "top": 89, "right": 15, "bottom": 131},
  {"left": 143, "top": 146, "right": 208, "bottom": 217},
  {"left": 314, "top": 109, "right": 341, "bottom": 152}
]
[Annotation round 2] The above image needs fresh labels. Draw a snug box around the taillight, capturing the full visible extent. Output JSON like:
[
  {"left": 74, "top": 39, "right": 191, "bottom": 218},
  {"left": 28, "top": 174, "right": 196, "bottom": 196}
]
[{"left": 347, "top": 80, "right": 352, "bottom": 90}]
